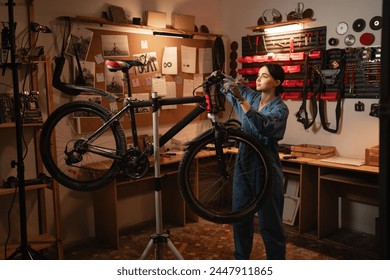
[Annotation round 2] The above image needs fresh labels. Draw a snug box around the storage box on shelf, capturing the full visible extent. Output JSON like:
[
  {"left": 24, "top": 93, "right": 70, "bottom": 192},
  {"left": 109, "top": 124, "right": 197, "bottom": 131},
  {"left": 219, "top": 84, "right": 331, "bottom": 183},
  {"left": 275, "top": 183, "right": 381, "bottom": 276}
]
[
  {"left": 145, "top": 10, "right": 167, "bottom": 28},
  {"left": 365, "top": 145, "right": 379, "bottom": 167},
  {"left": 291, "top": 144, "right": 336, "bottom": 159},
  {"left": 172, "top": 13, "right": 195, "bottom": 31}
]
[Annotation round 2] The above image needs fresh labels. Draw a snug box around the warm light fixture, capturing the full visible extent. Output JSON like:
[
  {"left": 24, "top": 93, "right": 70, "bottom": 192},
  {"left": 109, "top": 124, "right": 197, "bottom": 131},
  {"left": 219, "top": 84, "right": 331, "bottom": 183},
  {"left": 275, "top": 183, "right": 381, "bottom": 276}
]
[{"left": 264, "top": 23, "right": 303, "bottom": 35}]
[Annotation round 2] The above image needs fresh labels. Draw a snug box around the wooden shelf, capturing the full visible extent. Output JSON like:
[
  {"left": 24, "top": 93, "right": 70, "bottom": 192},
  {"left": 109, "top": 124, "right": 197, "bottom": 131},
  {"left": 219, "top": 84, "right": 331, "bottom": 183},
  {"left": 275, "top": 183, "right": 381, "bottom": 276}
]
[
  {"left": 282, "top": 166, "right": 301, "bottom": 175},
  {"left": 62, "top": 15, "right": 223, "bottom": 37},
  {"left": 0, "top": 122, "right": 42, "bottom": 129},
  {"left": 0, "top": 183, "right": 51, "bottom": 196},
  {"left": 281, "top": 156, "right": 379, "bottom": 252},
  {"left": 320, "top": 173, "right": 379, "bottom": 189},
  {"left": 246, "top": 18, "right": 315, "bottom": 32}
]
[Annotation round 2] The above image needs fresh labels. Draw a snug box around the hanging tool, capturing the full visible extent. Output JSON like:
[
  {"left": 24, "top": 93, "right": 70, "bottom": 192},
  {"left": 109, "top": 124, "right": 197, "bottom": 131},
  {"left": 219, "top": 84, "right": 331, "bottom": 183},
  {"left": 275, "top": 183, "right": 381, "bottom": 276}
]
[
  {"left": 289, "top": 37, "right": 294, "bottom": 53},
  {"left": 262, "top": 35, "right": 268, "bottom": 52},
  {"left": 246, "top": 35, "right": 253, "bottom": 49}
]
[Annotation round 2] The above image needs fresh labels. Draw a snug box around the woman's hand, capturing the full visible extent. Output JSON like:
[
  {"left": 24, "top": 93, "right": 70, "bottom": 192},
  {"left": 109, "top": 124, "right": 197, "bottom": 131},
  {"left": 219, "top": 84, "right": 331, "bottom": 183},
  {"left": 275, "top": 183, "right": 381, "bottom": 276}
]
[{"left": 223, "top": 79, "right": 245, "bottom": 102}]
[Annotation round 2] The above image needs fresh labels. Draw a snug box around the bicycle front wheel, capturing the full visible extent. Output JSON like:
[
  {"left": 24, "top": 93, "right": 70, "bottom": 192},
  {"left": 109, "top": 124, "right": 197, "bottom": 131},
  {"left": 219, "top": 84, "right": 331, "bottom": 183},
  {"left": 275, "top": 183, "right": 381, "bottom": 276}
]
[
  {"left": 40, "top": 101, "right": 126, "bottom": 191},
  {"left": 178, "top": 128, "right": 272, "bottom": 224}
]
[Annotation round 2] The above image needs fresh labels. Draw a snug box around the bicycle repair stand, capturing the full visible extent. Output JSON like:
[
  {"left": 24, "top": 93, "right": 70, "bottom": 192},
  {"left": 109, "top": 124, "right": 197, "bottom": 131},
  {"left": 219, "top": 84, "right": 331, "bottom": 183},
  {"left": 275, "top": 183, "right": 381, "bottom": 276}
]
[
  {"left": 139, "top": 92, "right": 184, "bottom": 260},
  {"left": 6, "top": 0, "right": 45, "bottom": 260}
]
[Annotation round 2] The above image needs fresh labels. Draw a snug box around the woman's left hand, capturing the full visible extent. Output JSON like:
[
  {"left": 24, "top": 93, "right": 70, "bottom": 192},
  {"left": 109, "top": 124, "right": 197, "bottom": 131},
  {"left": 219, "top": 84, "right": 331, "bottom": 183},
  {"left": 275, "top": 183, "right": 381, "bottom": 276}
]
[{"left": 223, "top": 79, "right": 244, "bottom": 102}]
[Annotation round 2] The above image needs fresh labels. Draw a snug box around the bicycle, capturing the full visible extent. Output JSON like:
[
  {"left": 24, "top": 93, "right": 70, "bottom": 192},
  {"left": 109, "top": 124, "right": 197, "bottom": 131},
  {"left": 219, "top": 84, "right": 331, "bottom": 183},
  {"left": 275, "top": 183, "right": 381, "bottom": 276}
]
[{"left": 40, "top": 55, "right": 273, "bottom": 224}]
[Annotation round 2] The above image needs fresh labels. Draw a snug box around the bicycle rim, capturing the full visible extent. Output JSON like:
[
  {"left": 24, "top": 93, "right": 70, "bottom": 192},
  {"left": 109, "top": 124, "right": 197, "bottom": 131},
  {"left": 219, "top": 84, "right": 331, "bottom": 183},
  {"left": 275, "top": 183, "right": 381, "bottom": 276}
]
[
  {"left": 40, "top": 101, "right": 126, "bottom": 191},
  {"left": 178, "top": 128, "right": 272, "bottom": 224}
]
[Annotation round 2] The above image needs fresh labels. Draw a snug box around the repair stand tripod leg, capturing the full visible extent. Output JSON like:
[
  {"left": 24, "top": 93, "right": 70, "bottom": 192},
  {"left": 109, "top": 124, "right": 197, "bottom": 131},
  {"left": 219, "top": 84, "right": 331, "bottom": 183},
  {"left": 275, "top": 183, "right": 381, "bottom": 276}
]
[{"left": 139, "top": 92, "right": 184, "bottom": 260}]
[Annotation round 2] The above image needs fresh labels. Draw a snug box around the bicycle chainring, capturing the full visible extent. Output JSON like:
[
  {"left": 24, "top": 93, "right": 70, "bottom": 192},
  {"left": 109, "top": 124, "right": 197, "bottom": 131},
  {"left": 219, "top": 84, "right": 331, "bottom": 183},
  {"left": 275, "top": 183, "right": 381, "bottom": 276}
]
[{"left": 122, "top": 148, "right": 150, "bottom": 179}]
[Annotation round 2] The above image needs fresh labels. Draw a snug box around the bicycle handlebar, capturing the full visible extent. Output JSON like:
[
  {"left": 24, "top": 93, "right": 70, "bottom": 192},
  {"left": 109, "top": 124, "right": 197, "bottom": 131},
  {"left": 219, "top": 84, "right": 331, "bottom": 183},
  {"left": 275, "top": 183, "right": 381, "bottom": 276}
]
[{"left": 203, "top": 70, "right": 234, "bottom": 87}]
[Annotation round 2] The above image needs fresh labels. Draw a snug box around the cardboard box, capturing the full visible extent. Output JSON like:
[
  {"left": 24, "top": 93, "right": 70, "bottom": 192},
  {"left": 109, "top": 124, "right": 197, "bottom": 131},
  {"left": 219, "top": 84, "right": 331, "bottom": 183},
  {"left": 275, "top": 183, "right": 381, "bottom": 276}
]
[
  {"left": 365, "top": 145, "right": 379, "bottom": 166},
  {"left": 145, "top": 10, "right": 167, "bottom": 28},
  {"left": 172, "top": 13, "right": 195, "bottom": 31}
]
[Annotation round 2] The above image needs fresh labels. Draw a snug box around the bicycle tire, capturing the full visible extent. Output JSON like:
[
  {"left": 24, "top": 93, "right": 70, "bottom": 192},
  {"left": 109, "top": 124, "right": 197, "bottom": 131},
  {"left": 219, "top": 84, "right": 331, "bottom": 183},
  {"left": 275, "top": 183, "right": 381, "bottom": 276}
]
[
  {"left": 178, "top": 127, "right": 272, "bottom": 224},
  {"left": 40, "top": 101, "right": 126, "bottom": 191}
]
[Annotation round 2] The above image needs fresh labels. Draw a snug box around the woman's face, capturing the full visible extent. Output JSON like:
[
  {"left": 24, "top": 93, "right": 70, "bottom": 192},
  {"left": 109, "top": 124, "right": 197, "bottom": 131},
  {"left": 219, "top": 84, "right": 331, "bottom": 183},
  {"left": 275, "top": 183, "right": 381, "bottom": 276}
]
[{"left": 256, "top": 66, "right": 280, "bottom": 92}]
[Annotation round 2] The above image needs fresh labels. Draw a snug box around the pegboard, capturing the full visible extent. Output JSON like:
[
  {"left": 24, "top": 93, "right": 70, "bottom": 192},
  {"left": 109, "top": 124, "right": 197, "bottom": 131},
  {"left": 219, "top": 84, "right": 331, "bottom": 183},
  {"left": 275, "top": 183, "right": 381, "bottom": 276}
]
[
  {"left": 343, "top": 47, "right": 381, "bottom": 98},
  {"left": 242, "top": 26, "right": 327, "bottom": 56},
  {"left": 239, "top": 27, "right": 327, "bottom": 100},
  {"left": 238, "top": 26, "right": 381, "bottom": 99}
]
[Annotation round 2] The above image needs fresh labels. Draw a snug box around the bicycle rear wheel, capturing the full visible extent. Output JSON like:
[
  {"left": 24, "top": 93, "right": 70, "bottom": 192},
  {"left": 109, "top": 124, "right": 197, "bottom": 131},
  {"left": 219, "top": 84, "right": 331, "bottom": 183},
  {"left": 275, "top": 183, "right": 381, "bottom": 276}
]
[
  {"left": 40, "top": 101, "right": 126, "bottom": 191},
  {"left": 178, "top": 128, "right": 272, "bottom": 224}
]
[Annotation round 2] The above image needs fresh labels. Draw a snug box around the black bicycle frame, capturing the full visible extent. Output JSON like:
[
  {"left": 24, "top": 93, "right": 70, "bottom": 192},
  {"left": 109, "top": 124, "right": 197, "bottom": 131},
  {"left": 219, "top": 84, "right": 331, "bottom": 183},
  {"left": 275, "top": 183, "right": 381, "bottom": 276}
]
[{"left": 80, "top": 95, "right": 207, "bottom": 160}]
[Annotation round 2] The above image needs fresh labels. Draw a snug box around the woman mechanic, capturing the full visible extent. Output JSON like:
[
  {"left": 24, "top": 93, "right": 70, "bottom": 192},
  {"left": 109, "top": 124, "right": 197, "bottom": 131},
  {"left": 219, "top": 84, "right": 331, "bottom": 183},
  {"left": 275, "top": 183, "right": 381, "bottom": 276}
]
[{"left": 222, "top": 63, "right": 289, "bottom": 260}]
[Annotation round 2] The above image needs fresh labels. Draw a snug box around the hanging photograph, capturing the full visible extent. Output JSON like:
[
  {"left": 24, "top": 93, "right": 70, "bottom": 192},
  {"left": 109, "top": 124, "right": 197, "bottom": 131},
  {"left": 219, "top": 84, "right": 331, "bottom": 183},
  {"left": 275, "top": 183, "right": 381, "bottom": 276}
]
[
  {"left": 65, "top": 27, "right": 93, "bottom": 61},
  {"left": 105, "top": 66, "right": 124, "bottom": 94},
  {"left": 132, "top": 52, "right": 159, "bottom": 74},
  {"left": 101, "top": 35, "right": 130, "bottom": 57},
  {"left": 73, "top": 59, "right": 96, "bottom": 87}
]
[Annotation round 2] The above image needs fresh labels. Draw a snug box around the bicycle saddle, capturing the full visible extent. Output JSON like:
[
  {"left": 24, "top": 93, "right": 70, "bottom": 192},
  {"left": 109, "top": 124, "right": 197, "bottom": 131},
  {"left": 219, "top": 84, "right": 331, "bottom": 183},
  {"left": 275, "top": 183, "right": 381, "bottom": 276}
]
[{"left": 105, "top": 59, "right": 144, "bottom": 72}]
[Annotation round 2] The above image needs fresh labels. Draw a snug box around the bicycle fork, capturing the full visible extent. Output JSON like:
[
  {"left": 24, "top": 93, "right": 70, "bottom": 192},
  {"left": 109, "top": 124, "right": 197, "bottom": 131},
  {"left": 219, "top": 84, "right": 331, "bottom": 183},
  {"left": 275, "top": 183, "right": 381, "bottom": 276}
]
[{"left": 209, "top": 113, "right": 229, "bottom": 179}]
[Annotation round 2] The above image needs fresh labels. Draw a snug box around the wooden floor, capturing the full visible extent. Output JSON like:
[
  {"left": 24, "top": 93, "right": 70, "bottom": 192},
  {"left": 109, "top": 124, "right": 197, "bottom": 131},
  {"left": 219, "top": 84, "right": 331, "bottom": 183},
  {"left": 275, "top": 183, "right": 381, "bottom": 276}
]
[{"left": 62, "top": 218, "right": 379, "bottom": 260}]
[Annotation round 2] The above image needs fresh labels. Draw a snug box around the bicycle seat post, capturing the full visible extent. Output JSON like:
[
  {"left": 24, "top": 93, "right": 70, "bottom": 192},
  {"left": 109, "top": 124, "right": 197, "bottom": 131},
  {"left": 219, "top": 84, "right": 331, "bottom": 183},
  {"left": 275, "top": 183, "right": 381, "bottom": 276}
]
[{"left": 123, "top": 70, "right": 132, "bottom": 98}]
